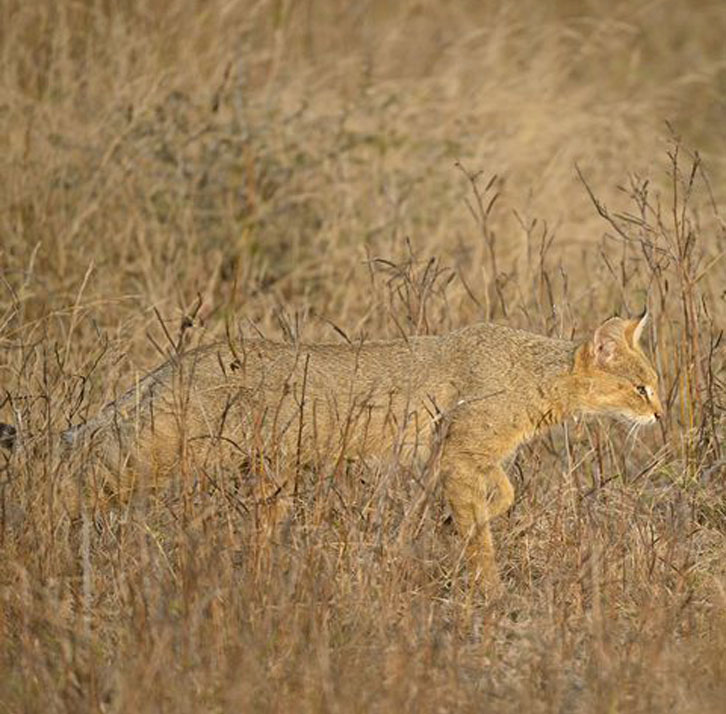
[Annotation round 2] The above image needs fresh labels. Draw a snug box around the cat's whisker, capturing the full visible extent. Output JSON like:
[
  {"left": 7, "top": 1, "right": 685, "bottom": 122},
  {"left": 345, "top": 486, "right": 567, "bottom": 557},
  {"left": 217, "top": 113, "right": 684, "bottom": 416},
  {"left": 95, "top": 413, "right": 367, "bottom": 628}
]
[{"left": 625, "top": 421, "right": 637, "bottom": 447}]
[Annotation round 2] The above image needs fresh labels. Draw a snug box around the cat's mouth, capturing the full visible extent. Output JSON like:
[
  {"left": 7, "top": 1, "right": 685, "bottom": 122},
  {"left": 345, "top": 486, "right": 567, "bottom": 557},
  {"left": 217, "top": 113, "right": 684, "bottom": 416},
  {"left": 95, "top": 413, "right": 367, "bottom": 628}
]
[
  {"left": 632, "top": 412, "right": 659, "bottom": 426},
  {"left": 607, "top": 409, "right": 660, "bottom": 427}
]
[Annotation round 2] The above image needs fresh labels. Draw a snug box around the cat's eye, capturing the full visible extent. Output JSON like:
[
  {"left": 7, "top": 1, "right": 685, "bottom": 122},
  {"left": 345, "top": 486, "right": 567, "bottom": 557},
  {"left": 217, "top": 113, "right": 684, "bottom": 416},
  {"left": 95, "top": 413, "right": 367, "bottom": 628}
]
[{"left": 636, "top": 385, "right": 648, "bottom": 397}]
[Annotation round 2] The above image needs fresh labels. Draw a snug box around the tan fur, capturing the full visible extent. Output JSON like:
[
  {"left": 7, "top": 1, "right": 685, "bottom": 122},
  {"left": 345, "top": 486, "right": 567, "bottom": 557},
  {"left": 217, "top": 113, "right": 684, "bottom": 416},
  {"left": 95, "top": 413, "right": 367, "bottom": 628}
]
[{"left": 60, "top": 313, "right": 663, "bottom": 589}]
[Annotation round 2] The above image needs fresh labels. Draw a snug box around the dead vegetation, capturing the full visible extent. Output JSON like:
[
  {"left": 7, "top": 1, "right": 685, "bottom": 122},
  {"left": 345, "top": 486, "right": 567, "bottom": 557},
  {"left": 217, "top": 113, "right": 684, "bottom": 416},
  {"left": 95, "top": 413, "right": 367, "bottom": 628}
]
[{"left": 1, "top": 1, "right": 725, "bottom": 711}]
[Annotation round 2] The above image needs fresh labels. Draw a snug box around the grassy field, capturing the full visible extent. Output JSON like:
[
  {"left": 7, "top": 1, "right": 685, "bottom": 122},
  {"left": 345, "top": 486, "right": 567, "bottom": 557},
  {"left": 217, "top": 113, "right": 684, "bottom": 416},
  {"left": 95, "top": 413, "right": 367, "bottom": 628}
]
[{"left": 1, "top": 0, "right": 725, "bottom": 711}]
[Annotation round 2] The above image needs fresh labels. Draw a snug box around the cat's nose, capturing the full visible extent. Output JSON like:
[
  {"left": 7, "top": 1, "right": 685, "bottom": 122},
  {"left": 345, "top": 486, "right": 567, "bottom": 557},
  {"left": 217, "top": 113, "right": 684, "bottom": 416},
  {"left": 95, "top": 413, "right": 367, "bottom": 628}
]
[{"left": 654, "top": 410, "right": 662, "bottom": 421}]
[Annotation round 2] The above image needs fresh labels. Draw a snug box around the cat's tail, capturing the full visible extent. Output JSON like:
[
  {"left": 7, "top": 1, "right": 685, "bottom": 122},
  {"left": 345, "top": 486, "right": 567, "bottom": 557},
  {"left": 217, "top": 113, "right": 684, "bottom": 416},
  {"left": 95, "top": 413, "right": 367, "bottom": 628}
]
[
  {"left": 0, "top": 423, "right": 16, "bottom": 450},
  {"left": 0, "top": 421, "right": 90, "bottom": 452}
]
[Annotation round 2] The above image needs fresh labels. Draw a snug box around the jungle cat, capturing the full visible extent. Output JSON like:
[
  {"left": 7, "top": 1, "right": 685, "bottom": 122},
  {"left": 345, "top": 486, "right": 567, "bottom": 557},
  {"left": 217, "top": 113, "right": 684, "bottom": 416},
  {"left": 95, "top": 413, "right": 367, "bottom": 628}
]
[{"left": 0, "top": 313, "right": 662, "bottom": 590}]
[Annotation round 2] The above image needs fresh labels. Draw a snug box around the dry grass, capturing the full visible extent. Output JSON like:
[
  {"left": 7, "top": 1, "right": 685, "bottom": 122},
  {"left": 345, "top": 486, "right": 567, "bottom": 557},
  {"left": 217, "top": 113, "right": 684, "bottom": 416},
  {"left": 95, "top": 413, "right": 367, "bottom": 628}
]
[{"left": 1, "top": 1, "right": 725, "bottom": 711}]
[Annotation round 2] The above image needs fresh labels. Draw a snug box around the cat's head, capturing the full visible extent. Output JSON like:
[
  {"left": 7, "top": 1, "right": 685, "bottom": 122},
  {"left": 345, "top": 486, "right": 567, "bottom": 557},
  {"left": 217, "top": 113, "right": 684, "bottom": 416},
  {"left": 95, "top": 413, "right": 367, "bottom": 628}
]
[{"left": 575, "top": 312, "right": 663, "bottom": 425}]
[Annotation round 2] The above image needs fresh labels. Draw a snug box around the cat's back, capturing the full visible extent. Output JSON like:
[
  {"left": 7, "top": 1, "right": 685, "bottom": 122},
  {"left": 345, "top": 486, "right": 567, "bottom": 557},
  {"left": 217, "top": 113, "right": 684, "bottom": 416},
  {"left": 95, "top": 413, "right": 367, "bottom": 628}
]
[
  {"left": 68, "top": 322, "right": 574, "bottom": 445},
  {"left": 442, "top": 322, "right": 575, "bottom": 380},
  {"left": 223, "top": 333, "right": 450, "bottom": 400},
  {"left": 198, "top": 323, "right": 575, "bottom": 406}
]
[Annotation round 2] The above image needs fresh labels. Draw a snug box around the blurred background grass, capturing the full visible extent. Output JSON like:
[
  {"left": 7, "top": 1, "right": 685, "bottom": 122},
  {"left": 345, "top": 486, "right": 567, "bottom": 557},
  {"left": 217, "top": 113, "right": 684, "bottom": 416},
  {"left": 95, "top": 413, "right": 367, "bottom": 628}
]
[{"left": 0, "top": 1, "right": 725, "bottom": 711}]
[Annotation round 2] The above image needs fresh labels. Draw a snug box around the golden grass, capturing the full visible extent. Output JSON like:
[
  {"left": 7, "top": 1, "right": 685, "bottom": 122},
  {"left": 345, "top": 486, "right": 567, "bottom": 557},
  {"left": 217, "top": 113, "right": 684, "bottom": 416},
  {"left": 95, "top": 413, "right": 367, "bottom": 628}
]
[{"left": 1, "top": 1, "right": 725, "bottom": 711}]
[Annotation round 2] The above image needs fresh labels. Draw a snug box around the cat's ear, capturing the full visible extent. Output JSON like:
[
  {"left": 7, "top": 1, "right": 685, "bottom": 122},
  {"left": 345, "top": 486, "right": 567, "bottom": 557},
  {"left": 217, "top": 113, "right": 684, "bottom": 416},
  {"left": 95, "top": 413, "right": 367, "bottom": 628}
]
[
  {"left": 592, "top": 317, "right": 623, "bottom": 366},
  {"left": 624, "top": 308, "right": 648, "bottom": 348}
]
